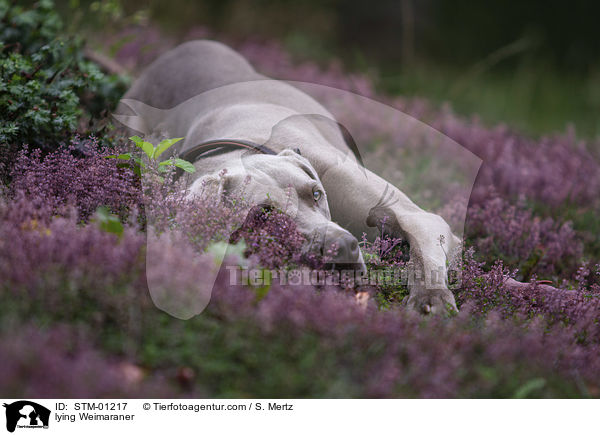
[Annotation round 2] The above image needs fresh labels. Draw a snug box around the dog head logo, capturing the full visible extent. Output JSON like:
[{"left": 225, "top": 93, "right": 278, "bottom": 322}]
[{"left": 3, "top": 401, "right": 50, "bottom": 433}]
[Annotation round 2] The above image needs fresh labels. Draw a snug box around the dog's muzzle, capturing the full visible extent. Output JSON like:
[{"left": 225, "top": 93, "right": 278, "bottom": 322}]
[{"left": 318, "top": 227, "right": 366, "bottom": 273}]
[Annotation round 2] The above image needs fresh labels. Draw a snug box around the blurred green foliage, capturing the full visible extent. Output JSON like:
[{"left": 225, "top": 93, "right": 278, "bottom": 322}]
[
  {"left": 49, "top": 0, "right": 599, "bottom": 139},
  {"left": 380, "top": 61, "right": 600, "bottom": 139}
]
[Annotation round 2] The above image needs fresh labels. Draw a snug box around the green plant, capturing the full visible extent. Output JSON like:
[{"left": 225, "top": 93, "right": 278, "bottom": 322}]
[
  {"left": 0, "top": 0, "right": 127, "bottom": 155},
  {"left": 107, "top": 136, "right": 195, "bottom": 177}
]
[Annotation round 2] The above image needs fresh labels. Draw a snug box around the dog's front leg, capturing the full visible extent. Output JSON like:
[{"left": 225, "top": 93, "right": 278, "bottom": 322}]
[
  {"left": 384, "top": 210, "right": 459, "bottom": 314},
  {"left": 318, "top": 160, "right": 459, "bottom": 314}
]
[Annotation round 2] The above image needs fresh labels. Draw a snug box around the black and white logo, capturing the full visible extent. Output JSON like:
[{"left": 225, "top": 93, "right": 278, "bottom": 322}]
[{"left": 3, "top": 401, "right": 50, "bottom": 433}]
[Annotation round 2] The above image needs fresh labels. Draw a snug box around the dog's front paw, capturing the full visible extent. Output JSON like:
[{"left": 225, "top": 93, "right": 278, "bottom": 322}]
[{"left": 404, "top": 287, "right": 458, "bottom": 315}]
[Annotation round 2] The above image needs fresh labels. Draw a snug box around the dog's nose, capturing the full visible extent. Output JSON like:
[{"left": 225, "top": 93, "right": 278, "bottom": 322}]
[
  {"left": 333, "top": 232, "right": 360, "bottom": 262},
  {"left": 324, "top": 230, "right": 364, "bottom": 271}
]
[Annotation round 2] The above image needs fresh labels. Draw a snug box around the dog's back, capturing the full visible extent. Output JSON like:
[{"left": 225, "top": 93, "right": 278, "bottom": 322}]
[{"left": 124, "top": 40, "right": 264, "bottom": 109}]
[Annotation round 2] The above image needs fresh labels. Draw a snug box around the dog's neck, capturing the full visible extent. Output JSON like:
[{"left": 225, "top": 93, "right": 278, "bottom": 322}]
[
  {"left": 176, "top": 139, "right": 276, "bottom": 180},
  {"left": 180, "top": 139, "right": 277, "bottom": 162}
]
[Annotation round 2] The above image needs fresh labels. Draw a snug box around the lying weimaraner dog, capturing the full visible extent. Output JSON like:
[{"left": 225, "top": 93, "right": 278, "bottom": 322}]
[{"left": 116, "top": 40, "right": 460, "bottom": 314}]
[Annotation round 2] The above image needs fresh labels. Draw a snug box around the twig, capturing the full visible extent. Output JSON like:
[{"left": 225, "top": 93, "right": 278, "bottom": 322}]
[{"left": 83, "top": 47, "right": 128, "bottom": 76}]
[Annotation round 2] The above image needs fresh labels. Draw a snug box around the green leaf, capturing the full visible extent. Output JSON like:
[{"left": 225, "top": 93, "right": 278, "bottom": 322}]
[
  {"left": 117, "top": 153, "right": 132, "bottom": 160},
  {"left": 154, "top": 137, "right": 183, "bottom": 159},
  {"left": 157, "top": 160, "right": 174, "bottom": 173},
  {"left": 129, "top": 135, "right": 143, "bottom": 145},
  {"left": 512, "top": 378, "right": 547, "bottom": 399},
  {"left": 206, "top": 241, "right": 247, "bottom": 266},
  {"left": 95, "top": 206, "right": 110, "bottom": 220},
  {"left": 253, "top": 269, "right": 272, "bottom": 302},
  {"left": 131, "top": 155, "right": 145, "bottom": 168},
  {"left": 95, "top": 206, "right": 124, "bottom": 237},
  {"left": 140, "top": 141, "right": 155, "bottom": 159},
  {"left": 173, "top": 158, "right": 196, "bottom": 173},
  {"left": 129, "top": 135, "right": 154, "bottom": 158}
]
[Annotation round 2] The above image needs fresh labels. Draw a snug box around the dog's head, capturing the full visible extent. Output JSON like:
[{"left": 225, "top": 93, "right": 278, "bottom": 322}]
[{"left": 188, "top": 148, "right": 365, "bottom": 272}]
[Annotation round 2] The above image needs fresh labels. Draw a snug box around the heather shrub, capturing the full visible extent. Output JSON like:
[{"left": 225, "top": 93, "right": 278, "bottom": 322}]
[
  {"left": 455, "top": 249, "right": 600, "bottom": 345},
  {"left": 10, "top": 138, "right": 141, "bottom": 221},
  {"left": 2, "top": 171, "right": 599, "bottom": 399},
  {"left": 141, "top": 169, "right": 246, "bottom": 253},
  {"left": 438, "top": 121, "right": 600, "bottom": 210},
  {"left": 360, "top": 233, "right": 410, "bottom": 308},
  {"left": 2, "top": 231, "right": 599, "bottom": 398},
  {"left": 229, "top": 205, "right": 306, "bottom": 270},
  {"left": 466, "top": 195, "right": 584, "bottom": 281},
  {"left": 136, "top": 276, "right": 600, "bottom": 398},
  {"left": 0, "top": 323, "right": 176, "bottom": 398},
  {"left": 0, "top": 196, "right": 147, "bottom": 327},
  {"left": 228, "top": 204, "right": 339, "bottom": 271},
  {"left": 454, "top": 248, "right": 517, "bottom": 316}
]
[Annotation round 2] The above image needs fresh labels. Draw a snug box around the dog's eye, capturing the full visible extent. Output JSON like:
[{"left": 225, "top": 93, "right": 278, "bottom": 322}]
[{"left": 312, "top": 189, "right": 323, "bottom": 202}]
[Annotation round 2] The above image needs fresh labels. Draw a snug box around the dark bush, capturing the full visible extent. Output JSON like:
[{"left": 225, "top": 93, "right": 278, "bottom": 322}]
[{"left": 0, "top": 0, "right": 127, "bottom": 179}]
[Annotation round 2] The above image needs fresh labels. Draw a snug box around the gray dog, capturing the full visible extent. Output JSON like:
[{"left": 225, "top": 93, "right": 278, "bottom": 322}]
[{"left": 116, "top": 40, "right": 460, "bottom": 314}]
